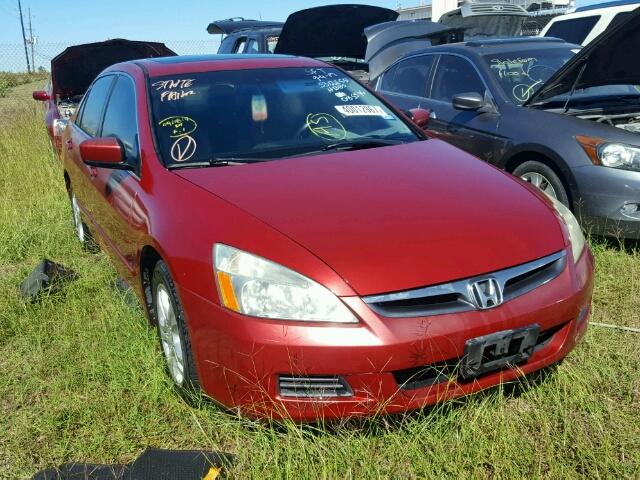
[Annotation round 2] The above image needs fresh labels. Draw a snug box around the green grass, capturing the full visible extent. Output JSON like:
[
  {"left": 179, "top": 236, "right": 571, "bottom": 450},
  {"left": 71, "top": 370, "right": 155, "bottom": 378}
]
[
  {"left": 1, "top": 92, "right": 639, "bottom": 479},
  {"left": 0, "top": 72, "right": 48, "bottom": 98}
]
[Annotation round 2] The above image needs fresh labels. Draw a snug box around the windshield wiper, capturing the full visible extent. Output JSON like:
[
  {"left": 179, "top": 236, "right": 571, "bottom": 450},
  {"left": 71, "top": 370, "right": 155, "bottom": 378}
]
[
  {"left": 321, "top": 138, "right": 404, "bottom": 152},
  {"left": 167, "top": 157, "right": 267, "bottom": 170}
]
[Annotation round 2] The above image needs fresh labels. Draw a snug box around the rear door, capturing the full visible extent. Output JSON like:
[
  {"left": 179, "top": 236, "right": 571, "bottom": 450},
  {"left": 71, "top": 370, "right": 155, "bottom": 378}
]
[
  {"left": 424, "top": 54, "right": 502, "bottom": 161},
  {"left": 87, "top": 74, "right": 142, "bottom": 273},
  {"left": 377, "top": 54, "right": 436, "bottom": 112}
]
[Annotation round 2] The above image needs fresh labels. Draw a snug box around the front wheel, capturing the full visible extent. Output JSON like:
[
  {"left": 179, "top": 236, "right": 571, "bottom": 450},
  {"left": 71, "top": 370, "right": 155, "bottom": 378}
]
[
  {"left": 151, "top": 260, "right": 201, "bottom": 393},
  {"left": 513, "top": 161, "right": 570, "bottom": 207}
]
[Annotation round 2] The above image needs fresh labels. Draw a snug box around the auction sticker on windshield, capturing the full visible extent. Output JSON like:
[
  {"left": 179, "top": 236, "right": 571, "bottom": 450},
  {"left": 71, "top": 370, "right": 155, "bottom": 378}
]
[{"left": 335, "top": 105, "right": 392, "bottom": 118}]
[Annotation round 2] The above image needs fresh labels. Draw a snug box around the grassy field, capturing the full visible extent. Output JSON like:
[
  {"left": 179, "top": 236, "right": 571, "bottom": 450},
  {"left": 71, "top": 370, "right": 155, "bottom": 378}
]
[{"left": 0, "top": 84, "right": 639, "bottom": 479}]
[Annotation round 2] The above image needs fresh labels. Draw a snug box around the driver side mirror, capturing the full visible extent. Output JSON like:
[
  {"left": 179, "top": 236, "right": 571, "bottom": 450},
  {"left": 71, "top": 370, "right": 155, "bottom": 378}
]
[
  {"left": 79, "top": 138, "right": 132, "bottom": 170},
  {"left": 407, "top": 108, "right": 431, "bottom": 128},
  {"left": 452, "top": 92, "right": 485, "bottom": 111},
  {"left": 32, "top": 90, "right": 50, "bottom": 101}
]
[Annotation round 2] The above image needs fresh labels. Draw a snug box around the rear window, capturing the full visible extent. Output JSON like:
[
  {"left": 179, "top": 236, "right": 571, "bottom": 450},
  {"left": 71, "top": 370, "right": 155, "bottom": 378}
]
[{"left": 544, "top": 16, "right": 600, "bottom": 44}]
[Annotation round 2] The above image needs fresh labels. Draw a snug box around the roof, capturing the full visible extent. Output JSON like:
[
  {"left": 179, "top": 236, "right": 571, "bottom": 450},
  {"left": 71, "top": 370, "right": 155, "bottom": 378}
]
[
  {"left": 121, "top": 54, "right": 328, "bottom": 77},
  {"left": 397, "top": 36, "right": 576, "bottom": 59},
  {"left": 575, "top": 0, "right": 640, "bottom": 12}
]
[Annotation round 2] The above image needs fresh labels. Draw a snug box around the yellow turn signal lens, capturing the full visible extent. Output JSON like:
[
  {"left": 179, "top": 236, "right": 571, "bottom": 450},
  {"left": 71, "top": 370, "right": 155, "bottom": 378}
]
[
  {"left": 575, "top": 135, "right": 604, "bottom": 165},
  {"left": 216, "top": 271, "right": 240, "bottom": 312}
]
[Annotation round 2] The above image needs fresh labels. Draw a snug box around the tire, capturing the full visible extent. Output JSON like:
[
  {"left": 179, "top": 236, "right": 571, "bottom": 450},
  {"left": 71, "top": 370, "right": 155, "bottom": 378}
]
[
  {"left": 69, "top": 189, "right": 99, "bottom": 252},
  {"left": 151, "top": 260, "right": 201, "bottom": 394},
  {"left": 512, "top": 161, "right": 570, "bottom": 207}
]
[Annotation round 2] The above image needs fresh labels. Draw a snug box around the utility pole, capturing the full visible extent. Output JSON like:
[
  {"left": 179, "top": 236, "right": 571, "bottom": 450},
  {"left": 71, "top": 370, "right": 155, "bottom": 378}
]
[
  {"left": 18, "top": 0, "right": 31, "bottom": 73},
  {"left": 28, "top": 8, "right": 35, "bottom": 72}
]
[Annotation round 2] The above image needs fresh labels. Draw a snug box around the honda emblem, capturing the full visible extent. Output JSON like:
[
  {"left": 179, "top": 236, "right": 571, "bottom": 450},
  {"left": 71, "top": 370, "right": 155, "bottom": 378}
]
[{"left": 470, "top": 278, "right": 503, "bottom": 310}]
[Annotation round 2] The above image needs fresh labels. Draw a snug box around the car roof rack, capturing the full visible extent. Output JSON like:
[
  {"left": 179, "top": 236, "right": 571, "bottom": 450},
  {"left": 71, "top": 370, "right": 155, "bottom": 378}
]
[
  {"left": 575, "top": 0, "right": 640, "bottom": 12},
  {"left": 466, "top": 36, "right": 566, "bottom": 47}
]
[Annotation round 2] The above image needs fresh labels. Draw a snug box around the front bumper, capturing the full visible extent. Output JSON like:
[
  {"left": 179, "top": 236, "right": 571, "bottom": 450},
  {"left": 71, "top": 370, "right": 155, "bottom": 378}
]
[
  {"left": 181, "top": 247, "right": 594, "bottom": 421},
  {"left": 571, "top": 164, "right": 640, "bottom": 239}
]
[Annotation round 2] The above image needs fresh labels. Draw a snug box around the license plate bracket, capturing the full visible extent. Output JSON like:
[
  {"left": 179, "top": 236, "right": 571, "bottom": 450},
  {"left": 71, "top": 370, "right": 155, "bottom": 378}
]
[{"left": 460, "top": 324, "right": 540, "bottom": 380}]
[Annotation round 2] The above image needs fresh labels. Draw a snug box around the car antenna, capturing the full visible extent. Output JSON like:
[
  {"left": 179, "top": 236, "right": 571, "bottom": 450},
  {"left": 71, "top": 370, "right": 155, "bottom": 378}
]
[{"left": 562, "top": 60, "right": 589, "bottom": 113}]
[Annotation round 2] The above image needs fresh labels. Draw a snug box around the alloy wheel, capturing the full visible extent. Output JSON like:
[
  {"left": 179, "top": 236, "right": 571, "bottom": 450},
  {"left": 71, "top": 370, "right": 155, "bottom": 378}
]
[
  {"left": 71, "top": 193, "right": 85, "bottom": 242},
  {"left": 156, "top": 283, "right": 185, "bottom": 386},
  {"left": 520, "top": 172, "right": 558, "bottom": 200}
]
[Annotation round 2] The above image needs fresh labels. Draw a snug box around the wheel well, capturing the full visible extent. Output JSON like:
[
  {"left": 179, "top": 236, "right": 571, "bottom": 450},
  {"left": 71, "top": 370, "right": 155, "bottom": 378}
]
[
  {"left": 504, "top": 152, "right": 573, "bottom": 208},
  {"left": 140, "top": 245, "right": 162, "bottom": 323}
]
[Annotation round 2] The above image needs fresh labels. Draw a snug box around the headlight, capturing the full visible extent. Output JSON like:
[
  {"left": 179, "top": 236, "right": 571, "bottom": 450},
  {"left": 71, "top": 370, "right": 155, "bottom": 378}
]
[
  {"left": 548, "top": 196, "right": 585, "bottom": 263},
  {"left": 53, "top": 118, "right": 68, "bottom": 137},
  {"left": 213, "top": 244, "right": 357, "bottom": 323},
  {"left": 576, "top": 135, "right": 640, "bottom": 171},
  {"left": 598, "top": 143, "right": 640, "bottom": 170}
]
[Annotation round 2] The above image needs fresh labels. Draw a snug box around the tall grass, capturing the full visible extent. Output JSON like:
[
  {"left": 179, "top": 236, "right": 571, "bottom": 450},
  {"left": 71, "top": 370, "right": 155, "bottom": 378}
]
[{"left": 0, "top": 88, "right": 639, "bottom": 479}]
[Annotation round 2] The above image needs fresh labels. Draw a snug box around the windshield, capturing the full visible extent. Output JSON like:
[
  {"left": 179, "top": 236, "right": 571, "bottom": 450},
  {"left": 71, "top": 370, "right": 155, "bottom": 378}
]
[
  {"left": 149, "top": 67, "right": 418, "bottom": 167},
  {"left": 484, "top": 48, "right": 575, "bottom": 105}
]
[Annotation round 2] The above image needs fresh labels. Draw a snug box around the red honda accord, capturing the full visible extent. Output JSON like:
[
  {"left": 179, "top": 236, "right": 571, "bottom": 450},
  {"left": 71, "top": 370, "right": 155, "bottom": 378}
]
[{"left": 61, "top": 54, "right": 594, "bottom": 420}]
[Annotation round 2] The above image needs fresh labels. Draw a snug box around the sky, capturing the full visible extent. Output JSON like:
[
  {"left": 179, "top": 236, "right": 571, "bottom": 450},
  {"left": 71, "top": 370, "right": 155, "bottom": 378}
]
[{"left": 0, "top": 0, "right": 621, "bottom": 70}]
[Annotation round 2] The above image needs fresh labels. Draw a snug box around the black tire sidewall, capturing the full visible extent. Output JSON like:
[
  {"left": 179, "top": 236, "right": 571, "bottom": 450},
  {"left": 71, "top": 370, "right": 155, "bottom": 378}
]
[
  {"left": 513, "top": 161, "right": 570, "bottom": 207},
  {"left": 150, "top": 260, "right": 201, "bottom": 394}
]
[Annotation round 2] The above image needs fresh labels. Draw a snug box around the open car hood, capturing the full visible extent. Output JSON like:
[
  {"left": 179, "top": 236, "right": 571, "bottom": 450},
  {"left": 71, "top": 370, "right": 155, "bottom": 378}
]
[
  {"left": 51, "top": 39, "right": 176, "bottom": 97},
  {"left": 274, "top": 4, "right": 398, "bottom": 59},
  {"left": 439, "top": 2, "right": 528, "bottom": 39},
  {"left": 206, "top": 18, "right": 283, "bottom": 35},
  {"left": 524, "top": 6, "right": 640, "bottom": 106},
  {"left": 365, "top": 21, "right": 464, "bottom": 80}
]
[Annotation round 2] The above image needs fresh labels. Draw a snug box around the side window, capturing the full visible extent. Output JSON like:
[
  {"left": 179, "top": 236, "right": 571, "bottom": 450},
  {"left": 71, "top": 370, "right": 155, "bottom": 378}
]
[
  {"left": 77, "top": 76, "right": 114, "bottom": 136},
  {"left": 218, "top": 36, "right": 236, "bottom": 54},
  {"left": 101, "top": 76, "right": 139, "bottom": 168},
  {"left": 431, "top": 55, "right": 485, "bottom": 103},
  {"left": 388, "top": 55, "right": 435, "bottom": 97},
  {"left": 544, "top": 16, "right": 600, "bottom": 44},
  {"left": 245, "top": 38, "right": 259, "bottom": 54},
  {"left": 378, "top": 64, "right": 398, "bottom": 92},
  {"left": 233, "top": 37, "right": 247, "bottom": 53}
]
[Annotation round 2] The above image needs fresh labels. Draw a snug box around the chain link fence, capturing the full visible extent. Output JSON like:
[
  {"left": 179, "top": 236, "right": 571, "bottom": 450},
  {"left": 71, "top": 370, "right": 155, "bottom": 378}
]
[{"left": 0, "top": 40, "right": 216, "bottom": 106}]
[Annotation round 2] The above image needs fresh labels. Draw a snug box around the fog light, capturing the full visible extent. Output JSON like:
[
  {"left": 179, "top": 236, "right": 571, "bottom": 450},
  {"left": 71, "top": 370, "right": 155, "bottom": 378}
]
[{"left": 621, "top": 203, "right": 640, "bottom": 218}]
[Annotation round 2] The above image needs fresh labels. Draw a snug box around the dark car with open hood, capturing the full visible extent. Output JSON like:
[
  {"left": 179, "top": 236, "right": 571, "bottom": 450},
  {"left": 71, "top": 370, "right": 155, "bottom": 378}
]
[
  {"left": 59, "top": 53, "right": 593, "bottom": 420},
  {"left": 32, "top": 39, "right": 176, "bottom": 156},
  {"left": 375, "top": 8, "right": 640, "bottom": 239}
]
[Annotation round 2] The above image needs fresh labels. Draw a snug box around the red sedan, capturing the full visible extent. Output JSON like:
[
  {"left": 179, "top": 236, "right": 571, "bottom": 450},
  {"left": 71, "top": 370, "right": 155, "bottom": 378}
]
[{"left": 61, "top": 54, "right": 593, "bottom": 420}]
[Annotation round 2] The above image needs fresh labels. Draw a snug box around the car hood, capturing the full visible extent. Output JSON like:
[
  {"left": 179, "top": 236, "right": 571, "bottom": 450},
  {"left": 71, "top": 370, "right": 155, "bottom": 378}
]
[
  {"left": 364, "top": 21, "right": 464, "bottom": 80},
  {"left": 525, "top": 7, "right": 640, "bottom": 106},
  {"left": 175, "top": 140, "right": 565, "bottom": 296},
  {"left": 51, "top": 39, "right": 176, "bottom": 97},
  {"left": 206, "top": 18, "right": 284, "bottom": 35},
  {"left": 274, "top": 4, "right": 399, "bottom": 59}
]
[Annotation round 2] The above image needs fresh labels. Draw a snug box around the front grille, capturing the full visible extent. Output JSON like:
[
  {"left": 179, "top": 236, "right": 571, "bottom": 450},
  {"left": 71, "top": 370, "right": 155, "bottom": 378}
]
[
  {"left": 278, "top": 375, "right": 353, "bottom": 398},
  {"left": 363, "top": 251, "right": 566, "bottom": 318},
  {"left": 393, "top": 321, "right": 569, "bottom": 390}
]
